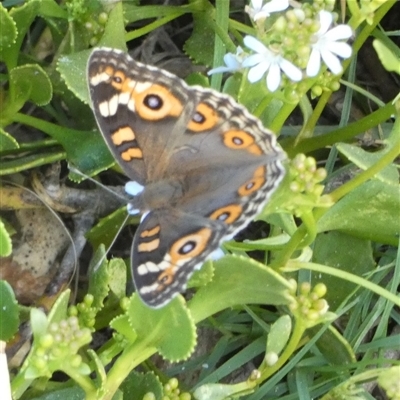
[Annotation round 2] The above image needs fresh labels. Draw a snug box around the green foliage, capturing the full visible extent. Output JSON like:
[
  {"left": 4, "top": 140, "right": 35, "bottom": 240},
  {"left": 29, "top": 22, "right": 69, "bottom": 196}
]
[
  {"left": 0, "top": 280, "right": 19, "bottom": 340},
  {"left": 0, "top": 219, "right": 12, "bottom": 257},
  {"left": 0, "top": 1, "right": 399, "bottom": 400}
]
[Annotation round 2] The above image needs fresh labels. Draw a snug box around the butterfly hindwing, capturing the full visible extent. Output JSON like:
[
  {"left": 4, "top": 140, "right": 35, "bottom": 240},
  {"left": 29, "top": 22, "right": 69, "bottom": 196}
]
[{"left": 132, "top": 210, "right": 227, "bottom": 308}]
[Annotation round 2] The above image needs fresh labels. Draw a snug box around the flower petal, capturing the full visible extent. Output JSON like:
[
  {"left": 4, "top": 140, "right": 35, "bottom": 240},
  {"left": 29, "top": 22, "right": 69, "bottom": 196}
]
[
  {"left": 320, "top": 49, "right": 343, "bottom": 75},
  {"left": 207, "top": 66, "right": 229, "bottom": 75},
  {"left": 279, "top": 58, "right": 302, "bottom": 81},
  {"left": 324, "top": 24, "right": 353, "bottom": 41},
  {"left": 263, "top": 0, "right": 289, "bottom": 13},
  {"left": 250, "top": 0, "right": 263, "bottom": 10},
  {"left": 306, "top": 48, "right": 322, "bottom": 77},
  {"left": 223, "top": 53, "right": 241, "bottom": 69},
  {"left": 266, "top": 63, "right": 281, "bottom": 91},
  {"left": 326, "top": 41, "right": 352, "bottom": 58},
  {"left": 317, "top": 10, "right": 333, "bottom": 36},
  {"left": 243, "top": 35, "right": 268, "bottom": 54},
  {"left": 248, "top": 61, "right": 271, "bottom": 83},
  {"left": 242, "top": 53, "right": 267, "bottom": 67},
  {"left": 253, "top": 11, "right": 269, "bottom": 21}
]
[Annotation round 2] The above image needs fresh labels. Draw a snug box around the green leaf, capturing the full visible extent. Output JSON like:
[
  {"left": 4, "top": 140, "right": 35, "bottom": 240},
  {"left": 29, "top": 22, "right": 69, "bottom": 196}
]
[
  {"left": 312, "top": 231, "right": 375, "bottom": 309},
  {"left": 0, "top": 219, "right": 12, "bottom": 257},
  {"left": 97, "top": 1, "right": 127, "bottom": 50},
  {"left": 337, "top": 142, "right": 398, "bottom": 185},
  {"left": 57, "top": 2, "right": 126, "bottom": 104},
  {"left": 187, "top": 259, "right": 214, "bottom": 288},
  {"left": 317, "top": 180, "right": 400, "bottom": 245},
  {"left": 86, "top": 207, "right": 131, "bottom": 249},
  {"left": 30, "top": 308, "right": 49, "bottom": 339},
  {"left": 87, "top": 349, "right": 106, "bottom": 386},
  {"left": 28, "top": 386, "right": 85, "bottom": 400},
  {"left": 0, "top": 281, "right": 19, "bottom": 341},
  {"left": 185, "top": 72, "right": 210, "bottom": 87},
  {"left": 47, "top": 289, "right": 71, "bottom": 324},
  {"left": 0, "top": 2, "right": 17, "bottom": 52},
  {"left": 373, "top": 39, "right": 400, "bottom": 74},
  {"left": 222, "top": 74, "right": 241, "bottom": 98},
  {"left": 38, "top": 0, "right": 68, "bottom": 19},
  {"left": 87, "top": 247, "right": 127, "bottom": 311},
  {"left": 266, "top": 315, "right": 292, "bottom": 356},
  {"left": 108, "top": 258, "right": 127, "bottom": 299},
  {"left": 5, "top": 0, "right": 42, "bottom": 68},
  {"left": 87, "top": 245, "right": 111, "bottom": 310},
  {"left": 123, "top": 3, "right": 183, "bottom": 23},
  {"left": 9, "top": 64, "right": 52, "bottom": 106},
  {"left": 189, "top": 255, "right": 293, "bottom": 323},
  {"left": 57, "top": 50, "right": 92, "bottom": 104},
  {"left": 312, "top": 325, "right": 356, "bottom": 365},
  {"left": 110, "top": 314, "right": 137, "bottom": 343},
  {"left": 0, "top": 127, "right": 19, "bottom": 151},
  {"left": 58, "top": 128, "right": 113, "bottom": 177},
  {"left": 0, "top": 150, "right": 65, "bottom": 176},
  {"left": 183, "top": 2, "right": 215, "bottom": 66},
  {"left": 128, "top": 295, "right": 197, "bottom": 361},
  {"left": 120, "top": 371, "right": 163, "bottom": 400}
]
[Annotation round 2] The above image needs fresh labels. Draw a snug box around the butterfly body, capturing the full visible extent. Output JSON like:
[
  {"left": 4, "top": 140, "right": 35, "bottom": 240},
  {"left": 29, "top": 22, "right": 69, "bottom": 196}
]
[{"left": 87, "top": 48, "right": 285, "bottom": 308}]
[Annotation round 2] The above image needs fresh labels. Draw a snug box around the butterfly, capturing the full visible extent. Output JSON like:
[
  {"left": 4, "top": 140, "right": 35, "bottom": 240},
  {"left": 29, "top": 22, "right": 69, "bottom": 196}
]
[{"left": 87, "top": 48, "right": 285, "bottom": 308}]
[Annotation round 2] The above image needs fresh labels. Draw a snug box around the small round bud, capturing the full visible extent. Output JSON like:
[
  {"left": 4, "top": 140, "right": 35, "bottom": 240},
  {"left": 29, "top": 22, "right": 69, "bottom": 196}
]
[
  {"left": 69, "top": 306, "right": 78, "bottom": 316},
  {"left": 84, "top": 294, "right": 94, "bottom": 306},
  {"left": 293, "top": 8, "right": 305, "bottom": 22},
  {"left": 314, "top": 283, "right": 327, "bottom": 297},
  {"left": 314, "top": 299, "right": 329, "bottom": 314},
  {"left": 59, "top": 320, "right": 68, "bottom": 330},
  {"left": 98, "top": 12, "right": 108, "bottom": 25},
  {"left": 300, "top": 282, "right": 311, "bottom": 294},
  {"left": 54, "top": 333, "right": 63, "bottom": 343},
  {"left": 90, "top": 37, "right": 99, "bottom": 47},
  {"left": 143, "top": 393, "right": 156, "bottom": 400},
  {"left": 307, "top": 310, "right": 320, "bottom": 321},
  {"left": 250, "top": 369, "right": 261, "bottom": 380},
  {"left": 33, "top": 357, "right": 47, "bottom": 370},
  {"left": 120, "top": 297, "right": 130, "bottom": 310},
  {"left": 265, "top": 352, "right": 279, "bottom": 366},
  {"left": 70, "top": 354, "right": 82, "bottom": 368},
  {"left": 274, "top": 16, "right": 287, "bottom": 32},
  {"left": 169, "top": 378, "right": 179, "bottom": 390},
  {"left": 40, "top": 334, "right": 54, "bottom": 349},
  {"left": 290, "top": 181, "right": 301, "bottom": 193}
]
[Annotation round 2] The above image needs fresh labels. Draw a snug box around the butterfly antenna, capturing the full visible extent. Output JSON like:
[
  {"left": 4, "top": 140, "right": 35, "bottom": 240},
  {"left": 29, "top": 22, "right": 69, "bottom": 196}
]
[{"left": 68, "top": 163, "right": 128, "bottom": 202}]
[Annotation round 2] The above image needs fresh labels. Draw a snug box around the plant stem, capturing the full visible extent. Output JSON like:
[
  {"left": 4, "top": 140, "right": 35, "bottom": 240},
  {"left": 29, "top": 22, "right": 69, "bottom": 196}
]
[{"left": 101, "top": 341, "right": 156, "bottom": 400}]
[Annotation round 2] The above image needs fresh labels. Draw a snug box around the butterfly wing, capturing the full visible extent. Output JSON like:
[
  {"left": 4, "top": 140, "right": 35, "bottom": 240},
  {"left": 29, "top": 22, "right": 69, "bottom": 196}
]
[
  {"left": 87, "top": 48, "right": 286, "bottom": 309},
  {"left": 132, "top": 209, "right": 227, "bottom": 308},
  {"left": 87, "top": 48, "right": 197, "bottom": 184}
]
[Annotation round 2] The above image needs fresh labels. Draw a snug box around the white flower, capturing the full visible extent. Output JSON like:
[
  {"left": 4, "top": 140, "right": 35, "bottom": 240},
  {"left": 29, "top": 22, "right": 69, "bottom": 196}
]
[
  {"left": 245, "top": 0, "right": 289, "bottom": 22},
  {"left": 306, "top": 10, "right": 353, "bottom": 77},
  {"left": 208, "top": 47, "right": 244, "bottom": 75},
  {"left": 242, "top": 35, "right": 302, "bottom": 92}
]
